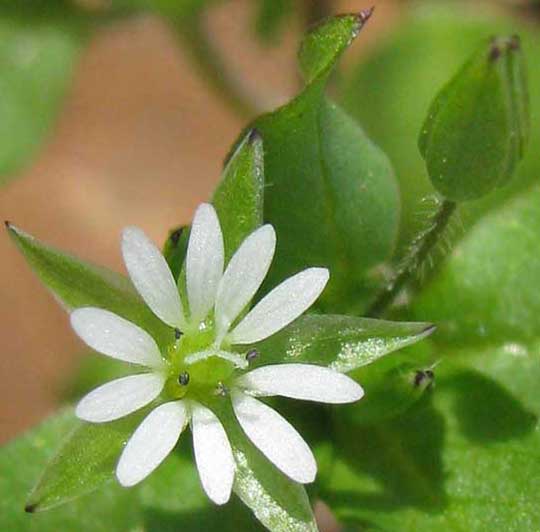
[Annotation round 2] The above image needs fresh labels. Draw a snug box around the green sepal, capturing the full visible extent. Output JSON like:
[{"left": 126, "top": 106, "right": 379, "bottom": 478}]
[
  {"left": 419, "top": 35, "right": 529, "bottom": 201},
  {"left": 25, "top": 410, "right": 145, "bottom": 512},
  {"left": 208, "top": 398, "right": 319, "bottom": 532},
  {"left": 6, "top": 223, "right": 171, "bottom": 348},
  {"left": 213, "top": 128, "right": 265, "bottom": 262},
  {"left": 249, "top": 314, "right": 435, "bottom": 373}
]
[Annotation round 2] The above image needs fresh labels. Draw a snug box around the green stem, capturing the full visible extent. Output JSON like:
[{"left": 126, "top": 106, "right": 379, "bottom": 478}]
[
  {"left": 367, "top": 199, "right": 457, "bottom": 318},
  {"left": 172, "top": 15, "right": 258, "bottom": 119}
]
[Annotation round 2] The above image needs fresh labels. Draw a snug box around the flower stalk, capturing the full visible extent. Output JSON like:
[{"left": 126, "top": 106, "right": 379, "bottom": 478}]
[{"left": 367, "top": 199, "right": 456, "bottom": 318}]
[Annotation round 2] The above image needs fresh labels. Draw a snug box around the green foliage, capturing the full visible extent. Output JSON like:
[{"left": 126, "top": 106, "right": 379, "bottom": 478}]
[
  {"left": 6, "top": 223, "right": 171, "bottom": 348},
  {"left": 213, "top": 129, "right": 265, "bottom": 262},
  {"left": 419, "top": 36, "right": 529, "bottom": 201},
  {"left": 0, "top": 409, "right": 262, "bottom": 531},
  {"left": 26, "top": 413, "right": 145, "bottom": 512},
  {"left": 321, "top": 346, "right": 540, "bottom": 531},
  {"left": 250, "top": 314, "right": 434, "bottom": 373},
  {"left": 339, "top": 1, "right": 540, "bottom": 252},
  {"left": 5, "top": 4, "right": 540, "bottom": 532},
  {"left": 210, "top": 399, "right": 318, "bottom": 532},
  {"left": 413, "top": 185, "right": 540, "bottom": 346},
  {"left": 251, "top": 14, "right": 399, "bottom": 309},
  {"left": 0, "top": 7, "right": 86, "bottom": 182}
]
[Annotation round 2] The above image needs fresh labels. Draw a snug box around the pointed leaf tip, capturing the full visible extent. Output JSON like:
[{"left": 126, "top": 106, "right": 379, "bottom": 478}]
[
  {"left": 359, "top": 6, "right": 375, "bottom": 23},
  {"left": 247, "top": 128, "right": 262, "bottom": 144}
]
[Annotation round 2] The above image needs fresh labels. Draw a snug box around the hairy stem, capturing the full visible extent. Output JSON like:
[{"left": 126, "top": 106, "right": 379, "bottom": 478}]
[
  {"left": 367, "top": 199, "right": 457, "bottom": 318},
  {"left": 172, "top": 15, "right": 258, "bottom": 119}
]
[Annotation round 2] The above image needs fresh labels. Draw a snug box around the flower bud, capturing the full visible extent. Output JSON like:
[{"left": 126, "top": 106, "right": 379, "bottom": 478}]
[{"left": 419, "top": 35, "right": 529, "bottom": 201}]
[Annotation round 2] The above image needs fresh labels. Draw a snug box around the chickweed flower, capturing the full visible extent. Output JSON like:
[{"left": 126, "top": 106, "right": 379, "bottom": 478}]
[{"left": 70, "top": 203, "right": 363, "bottom": 504}]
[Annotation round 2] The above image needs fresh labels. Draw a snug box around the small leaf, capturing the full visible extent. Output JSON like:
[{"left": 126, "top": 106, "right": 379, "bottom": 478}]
[
  {"left": 213, "top": 129, "right": 265, "bottom": 262},
  {"left": 0, "top": 8, "right": 86, "bottom": 182},
  {"left": 250, "top": 314, "right": 435, "bottom": 373},
  {"left": 209, "top": 399, "right": 318, "bottom": 532},
  {"left": 419, "top": 35, "right": 529, "bottom": 201},
  {"left": 298, "top": 12, "right": 368, "bottom": 83},
  {"left": 26, "top": 411, "right": 145, "bottom": 512},
  {"left": 228, "top": 13, "right": 399, "bottom": 311},
  {"left": 7, "top": 224, "right": 171, "bottom": 347}
]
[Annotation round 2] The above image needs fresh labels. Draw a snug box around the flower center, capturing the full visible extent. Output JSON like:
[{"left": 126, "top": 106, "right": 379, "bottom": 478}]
[{"left": 162, "top": 320, "right": 237, "bottom": 401}]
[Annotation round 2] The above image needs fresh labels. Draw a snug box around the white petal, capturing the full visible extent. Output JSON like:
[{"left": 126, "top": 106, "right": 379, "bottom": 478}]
[
  {"left": 237, "top": 364, "right": 364, "bottom": 404},
  {"left": 116, "top": 401, "right": 188, "bottom": 487},
  {"left": 121, "top": 226, "right": 185, "bottom": 328},
  {"left": 70, "top": 307, "right": 164, "bottom": 369},
  {"left": 75, "top": 373, "right": 165, "bottom": 422},
  {"left": 186, "top": 203, "right": 224, "bottom": 323},
  {"left": 232, "top": 391, "right": 316, "bottom": 484},
  {"left": 191, "top": 402, "right": 235, "bottom": 505},
  {"left": 214, "top": 225, "right": 276, "bottom": 341},
  {"left": 229, "top": 268, "right": 329, "bottom": 344}
]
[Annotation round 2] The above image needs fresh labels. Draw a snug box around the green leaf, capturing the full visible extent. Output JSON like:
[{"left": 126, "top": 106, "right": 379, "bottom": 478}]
[
  {"left": 321, "top": 345, "right": 540, "bottom": 530},
  {"left": 0, "top": 409, "right": 262, "bottom": 531},
  {"left": 419, "top": 36, "right": 529, "bottom": 201},
  {"left": 0, "top": 8, "right": 86, "bottom": 182},
  {"left": 6, "top": 223, "right": 170, "bottom": 348},
  {"left": 243, "top": 13, "right": 399, "bottom": 310},
  {"left": 250, "top": 314, "right": 434, "bottom": 373},
  {"left": 213, "top": 129, "right": 265, "bottom": 262},
  {"left": 26, "top": 412, "right": 144, "bottom": 512},
  {"left": 210, "top": 399, "right": 318, "bottom": 532},
  {"left": 412, "top": 184, "right": 540, "bottom": 346}
]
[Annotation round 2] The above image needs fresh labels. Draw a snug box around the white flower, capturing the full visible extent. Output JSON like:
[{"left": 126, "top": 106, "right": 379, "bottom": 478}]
[{"left": 70, "top": 203, "right": 363, "bottom": 505}]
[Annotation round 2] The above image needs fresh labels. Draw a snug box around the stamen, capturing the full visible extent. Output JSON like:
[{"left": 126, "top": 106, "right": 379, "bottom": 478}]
[
  {"left": 185, "top": 349, "right": 248, "bottom": 369},
  {"left": 215, "top": 382, "right": 229, "bottom": 396},
  {"left": 174, "top": 328, "right": 183, "bottom": 340},
  {"left": 246, "top": 348, "right": 259, "bottom": 363},
  {"left": 178, "top": 371, "right": 190, "bottom": 386}
]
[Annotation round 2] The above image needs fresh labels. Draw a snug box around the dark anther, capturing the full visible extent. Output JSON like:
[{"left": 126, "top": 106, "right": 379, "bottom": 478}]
[
  {"left": 174, "top": 328, "right": 183, "bottom": 340},
  {"left": 413, "top": 369, "right": 435, "bottom": 389},
  {"left": 413, "top": 371, "right": 425, "bottom": 387},
  {"left": 216, "top": 382, "right": 229, "bottom": 396},
  {"left": 170, "top": 227, "right": 183, "bottom": 246},
  {"left": 246, "top": 348, "right": 259, "bottom": 363},
  {"left": 178, "top": 371, "right": 190, "bottom": 386}
]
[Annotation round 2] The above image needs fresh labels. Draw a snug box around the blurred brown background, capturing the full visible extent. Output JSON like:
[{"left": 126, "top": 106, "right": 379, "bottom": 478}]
[{"left": 0, "top": 0, "right": 401, "bottom": 444}]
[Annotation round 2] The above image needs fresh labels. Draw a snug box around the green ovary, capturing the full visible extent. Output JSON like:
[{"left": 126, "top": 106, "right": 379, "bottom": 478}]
[{"left": 162, "top": 324, "right": 236, "bottom": 401}]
